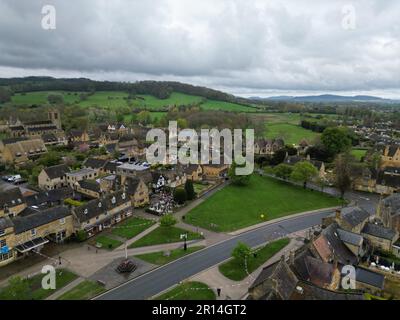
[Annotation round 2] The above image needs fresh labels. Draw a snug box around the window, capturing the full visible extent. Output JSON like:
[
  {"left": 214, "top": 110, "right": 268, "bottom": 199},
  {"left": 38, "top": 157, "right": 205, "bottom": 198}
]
[
  {"left": 0, "top": 229, "right": 4, "bottom": 236},
  {"left": 31, "top": 229, "right": 37, "bottom": 237},
  {"left": 0, "top": 239, "right": 6, "bottom": 247}
]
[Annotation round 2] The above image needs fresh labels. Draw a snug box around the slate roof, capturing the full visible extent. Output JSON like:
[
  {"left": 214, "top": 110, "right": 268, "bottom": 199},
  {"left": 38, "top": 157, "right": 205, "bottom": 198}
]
[
  {"left": 24, "top": 120, "right": 53, "bottom": 126},
  {"left": 387, "top": 145, "right": 399, "bottom": 157},
  {"left": 362, "top": 223, "right": 397, "bottom": 241},
  {"left": 84, "top": 158, "right": 108, "bottom": 169},
  {"left": 27, "top": 125, "right": 57, "bottom": 132},
  {"left": 317, "top": 223, "right": 358, "bottom": 265},
  {"left": 78, "top": 180, "right": 101, "bottom": 193},
  {"left": 24, "top": 187, "right": 73, "bottom": 207},
  {"left": 12, "top": 206, "right": 71, "bottom": 234},
  {"left": 0, "top": 188, "right": 25, "bottom": 208},
  {"left": 0, "top": 216, "right": 14, "bottom": 230},
  {"left": 43, "top": 164, "right": 70, "bottom": 180},
  {"left": 9, "top": 125, "right": 24, "bottom": 131},
  {"left": 355, "top": 267, "right": 385, "bottom": 289},
  {"left": 382, "top": 194, "right": 400, "bottom": 214},
  {"left": 289, "top": 281, "right": 364, "bottom": 300},
  {"left": 1, "top": 137, "right": 28, "bottom": 145},
  {"left": 104, "top": 161, "right": 120, "bottom": 173},
  {"left": 340, "top": 207, "right": 370, "bottom": 228},
  {"left": 74, "top": 190, "right": 129, "bottom": 223},
  {"left": 337, "top": 229, "right": 364, "bottom": 246},
  {"left": 124, "top": 177, "right": 141, "bottom": 195}
]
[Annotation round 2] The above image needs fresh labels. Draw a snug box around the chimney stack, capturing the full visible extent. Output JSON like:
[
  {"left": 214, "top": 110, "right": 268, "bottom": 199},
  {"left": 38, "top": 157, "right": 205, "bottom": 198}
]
[
  {"left": 335, "top": 209, "right": 341, "bottom": 220},
  {"left": 289, "top": 250, "right": 295, "bottom": 265}
]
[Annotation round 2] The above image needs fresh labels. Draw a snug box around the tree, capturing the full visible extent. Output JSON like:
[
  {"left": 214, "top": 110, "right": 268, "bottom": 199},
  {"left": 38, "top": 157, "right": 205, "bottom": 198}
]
[
  {"left": 5, "top": 276, "right": 31, "bottom": 300},
  {"left": 228, "top": 162, "right": 251, "bottom": 186},
  {"left": 47, "top": 94, "right": 64, "bottom": 104},
  {"left": 173, "top": 188, "right": 187, "bottom": 204},
  {"left": 137, "top": 110, "right": 151, "bottom": 125},
  {"left": 273, "top": 163, "right": 293, "bottom": 180},
  {"left": 177, "top": 118, "right": 188, "bottom": 129},
  {"left": 232, "top": 242, "right": 252, "bottom": 266},
  {"left": 334, "top": 152, "right": 357, "bottom": 199},
  {"left": 270, "top": 149, "right": 286, "bottom": 166},
  {"left": 38, "top": 151, "right": 62, "bottom": 167},
  {"left": 321, "top": 127, "right": 352, "bottom": 156},
  {"left": 184, "top": 179, "right": 196, "bottom": 200},
  {"left": 0, "top": 87, "right": 11, "bottom": 103},
  {"left": 160, "top": 214, "right": 177, "bottom": 227},
  {"left": 290, "top": 161, "right": 318, "bottom": 188}
]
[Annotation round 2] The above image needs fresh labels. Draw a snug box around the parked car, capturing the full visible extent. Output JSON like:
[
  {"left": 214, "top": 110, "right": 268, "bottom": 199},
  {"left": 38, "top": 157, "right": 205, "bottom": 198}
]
[
  {"left": 6, "top": 175, "right": 21, "bottom": 183},
  {"left": 1, "top": 175, "right": 12, "bottom": 182},
  {"left": 14, "top": 178, "right": 27, "bottom": 185}
]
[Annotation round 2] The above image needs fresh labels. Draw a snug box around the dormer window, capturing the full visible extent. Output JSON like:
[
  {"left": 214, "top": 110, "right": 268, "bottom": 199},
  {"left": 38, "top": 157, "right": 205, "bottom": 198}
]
[
  {"left": 98, "top": 202, "right": 102, "bottom": 208},
  {"left": 111, "top": 196, "right": 116, "bottom": 204},
  {"left": 122, "top": 193, "right": 126, "bottom": 200},
  {"left": 84, "top": 208, "right": 88, "bottom": 215}
]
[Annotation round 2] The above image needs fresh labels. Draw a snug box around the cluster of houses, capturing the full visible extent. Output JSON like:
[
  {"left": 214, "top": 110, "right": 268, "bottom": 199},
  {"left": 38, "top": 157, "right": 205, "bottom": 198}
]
[
  {"left": 247, "top": 194, "right": 400, "bottom": 300},
  {"left": 354, "top": 145, "right": 400, "bottom": 195}
]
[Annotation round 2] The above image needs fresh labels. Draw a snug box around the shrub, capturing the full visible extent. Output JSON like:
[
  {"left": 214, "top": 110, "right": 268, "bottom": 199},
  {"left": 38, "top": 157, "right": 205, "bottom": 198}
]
[
  {"left": 160, "top": 214, "right": 177, "bottom": 227},
  {"left": 173, "top": 188, "right": 187, "bottom": 204},
  {"left": 75, "top": 230, "right": 88, "bottom": 242}
]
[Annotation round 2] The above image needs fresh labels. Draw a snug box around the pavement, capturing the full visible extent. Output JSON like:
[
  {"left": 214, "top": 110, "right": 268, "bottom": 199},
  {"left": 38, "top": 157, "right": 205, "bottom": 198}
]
[{"left": 95, "top": 207, "right": 342, "bottom": 300}]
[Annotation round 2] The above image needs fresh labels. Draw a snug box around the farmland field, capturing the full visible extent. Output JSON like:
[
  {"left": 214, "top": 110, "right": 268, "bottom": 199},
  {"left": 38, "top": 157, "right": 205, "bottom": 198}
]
[
  {"left": 265, "top": 123, "right": 320, "bottom": 145},
  {"left": 10, "top": 91, "right": 82, "bottom": 105},
  {"left": 200, "top": 99, "right": 256, "bottom": 112},
  {"left": 186, "top": 174, "right": 342, "bottom": 232}
]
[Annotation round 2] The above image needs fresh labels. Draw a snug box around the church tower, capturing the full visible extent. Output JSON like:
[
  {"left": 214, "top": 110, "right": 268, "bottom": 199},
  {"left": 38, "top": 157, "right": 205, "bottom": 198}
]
[{"left": 48, "top": 109, "right": 62, "bottom": 130}]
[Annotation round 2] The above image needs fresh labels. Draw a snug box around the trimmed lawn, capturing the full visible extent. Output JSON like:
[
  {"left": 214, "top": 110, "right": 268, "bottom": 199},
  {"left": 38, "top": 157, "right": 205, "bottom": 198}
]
[
  {"left": 129, "top": 226, "right": 203, "bottom": 248},
  {"left": 93, "top": 235, "right": 123, "bottom": 250},
  {"left": 193, "top": 182, "right": 209, "bottom": 194},
  {"left": 155, "top": 281, "right": 216, "bottom": 300},
  {"left": 186, "top": 175, "right": 342, "bottom": 232},
  {"left": 58, "top": 280, "right": 106, "bottom": 300},
  {"left": 111, "top": 217, "right": 156, "bottom": 239},
  {"left": 0, "top": 269, "right": 78, "bottom": 300},
  {"left": 135, "top": 246, "right": 205, "bottom": 265},
  {"left": 219, "top": 238, "right": 290, "bottom": 281},
  {"left": 265, "top": 123, "right": 319, "bottom": 145},
  {"left": 351, "top": 148, "right": 368, "bottom": 161}
]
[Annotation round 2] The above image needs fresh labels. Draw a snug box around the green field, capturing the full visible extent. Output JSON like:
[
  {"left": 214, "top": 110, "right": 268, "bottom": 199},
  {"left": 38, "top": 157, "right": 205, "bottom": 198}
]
[
  {"left": 186, "top": 175, "right": 342, "bottom": 232},
  {"left": 351, "top": 148, "right": 368, "bottom": 161},
  {"left": 200, "top": 99, "right": 255, "bottom": 112},
  {"left": 92, "top": 235, "right": 123, "bottom": 250},
  {"left": 129, "top": 226, "right": 203, "bottom": 248},
  {"left": 219, "top": 238, "right": 290, "bottom": 281},
  {"left": 135, "top": 246, "right": 204, "bottom": 265},
  {"left": 111, "top": 217, "right": 156, "bottom": 239},
  {"left": 11, "top": 91, "right": 82, "bottom": 105},
  {"left": 155, "top": 281, "right": 216, "bottom": 300},
  {"left": 78, "top": 91, "right": 129, "bottom": 108},
  {"left": 0, "top": 269, "right": 78, "bottom": 300},
  {"left": 132, "top": 92, "right": 203, "bottom": 109},
  {"left": 265, "top": 123, "right": 320, "bottom": 145},
  {"left": 58, "top": 280, "right": 106, "bottom": 300}
]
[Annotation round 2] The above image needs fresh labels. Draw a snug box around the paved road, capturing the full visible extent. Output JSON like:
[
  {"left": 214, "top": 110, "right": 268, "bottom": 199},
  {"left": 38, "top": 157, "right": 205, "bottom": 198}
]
[{"left": 96, "top": 208, "right": 336, "bottom": 300}]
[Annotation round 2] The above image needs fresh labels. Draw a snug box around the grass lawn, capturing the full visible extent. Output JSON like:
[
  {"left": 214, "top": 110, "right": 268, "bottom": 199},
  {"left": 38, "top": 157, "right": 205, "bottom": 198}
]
[
  {"left": 111, "top": 217, "right": 156, "bottom": 239},
  {"left": 186, "top": 174, "right": 342, "bottom": 232},
  {"left": 129, "top": 226, "right": 203, "bottom": 248},
  {"left": 200, "top": 99, "right": 255, "bottom": 112},
  {"left": 57, "top": 280, "right": 106, "bottom": 300},
  {"left": 351, "top": 148, "right": 368, "bottom": 161},
  {"left": 155, "top": 281, "right": 216, "bottom": 300},
  {"left": 193, "top": 182, "right": 209, "bottom": 194},
  {"left": 135, "top": 246, "right": 204, "bottom": 265},
  {"left": 265, "top": 123, "right": 319, "bottom": 145},
  {"left": 0, "top": 269, "right": 78, "bottom": 300},
  {"left": 93, "top": 235, "right": 123, "bottom": 250},
  {"left": 219, "top": 238, "right": 290, "bottom": 281}
]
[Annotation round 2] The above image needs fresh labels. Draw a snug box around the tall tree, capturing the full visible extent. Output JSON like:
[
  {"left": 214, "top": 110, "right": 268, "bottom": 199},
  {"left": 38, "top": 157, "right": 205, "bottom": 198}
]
[
  {"left": 334, "top": 152, "right": 357, "bottom": 199},
  {"left": 184, "top": 179, "right": 196, "bottom": 200},
  {"left": 290, "top": 161, "right": 318, "bottom": 188},
  {"left": 321, "top": 127, "right": 352, "bottom": 156},
  {"left": 273, "top": 163, "right": 293, "bottom": 180}
]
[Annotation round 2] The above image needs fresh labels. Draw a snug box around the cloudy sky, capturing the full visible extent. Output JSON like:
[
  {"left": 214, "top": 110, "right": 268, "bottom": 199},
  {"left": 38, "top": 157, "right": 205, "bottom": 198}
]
[{"left": 0, "top": 0, "right": 399, "bottom": 98}]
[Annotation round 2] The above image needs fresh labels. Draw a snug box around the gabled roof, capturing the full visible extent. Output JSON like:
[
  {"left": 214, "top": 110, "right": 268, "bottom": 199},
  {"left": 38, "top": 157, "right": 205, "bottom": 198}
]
[
  {"left": 0, "top": 216, "right": 14, "bottom": 230},
  {"left": 0, "top": 188, "right": 25, "bottom": 208},
  {"left": 382, "top": 193, "right": 400, "bottom": 214},
  {"left": 362, "top": 223, "right": 398, "bottom": 241},
  {"left": 355, "top": 267, "right": 385, "bottom": 289},
  {"left": 74, "top": 190, "right": 129, "bottom": 222},
  {"left": 12, "top": 206, "right": 71, "bottom": 234},
  {"left": 84, "top": 158, "right": 108, "bottom": 169},
  {"left": 340, "top": 207, "right": 369, "bottom": 228},
  {"left": 43, "top": 164, "right": 70, "bottom": 180},
  {"left": 78, "top": 180, "right": 101, "bottom": 193},
  {"left": 24, "top": 187, "right": 73, "bottom": 207},
  {"left": 337, "top": 229, "right": 364, "bottom": 247}
]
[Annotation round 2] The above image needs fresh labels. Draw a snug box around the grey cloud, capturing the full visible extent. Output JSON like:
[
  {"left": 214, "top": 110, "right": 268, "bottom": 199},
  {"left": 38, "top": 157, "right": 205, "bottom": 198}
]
[{"left": 0, "top": 0, "right": 399, "bottom": 96}]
